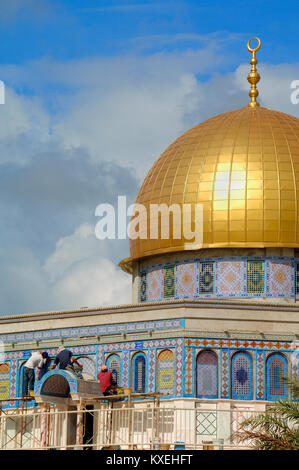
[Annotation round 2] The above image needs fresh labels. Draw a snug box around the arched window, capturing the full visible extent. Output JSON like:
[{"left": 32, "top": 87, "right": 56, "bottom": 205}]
[
  {"left": 76, "top": 356, "right": 96, "bottom": 379},
  {"left": 107, "top": 355, "right": 121, "bottom": 386},
  {"left": 231, "top": 351, "right": 253, "bottom": 400},
  {"left": 267, "top": 354, "right": 288, "bottom": 400},
  {"left": 157, "top": 349, "right": 175, "bottom": 396},
  {"left": 133, "top": 354, "right": 147, "bottom": 393},
  {"left": 196, "top": 350, "right": 218, "bottom": 398}
]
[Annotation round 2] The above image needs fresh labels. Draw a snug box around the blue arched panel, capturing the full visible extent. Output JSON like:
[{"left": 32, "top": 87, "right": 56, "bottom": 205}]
[
  {"left": 196, "top": 350, "right": 218, "bottom": 398},
  {"left": 133, "top": 354, "right": 147, "bottom": 393},
  {"left": 266, "top": 354, "right": 288, "bottom": 400},
  {"left": 231, "top": 352, "right": 253, "bottom": 400}
]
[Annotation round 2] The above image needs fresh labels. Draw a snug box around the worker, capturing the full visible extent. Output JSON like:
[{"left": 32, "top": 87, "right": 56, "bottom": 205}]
[
  {"left": 52, "top": 346, "right": 83, "bottom": 377},
  {"left": 22, "top": 351, "right": 44, "bottom": 396},
  {"left": 38, "top": 352, "right": 51, "bottom": 380},
  {"left": 97, "top": 364, "right": 116, "bottom": 395}
]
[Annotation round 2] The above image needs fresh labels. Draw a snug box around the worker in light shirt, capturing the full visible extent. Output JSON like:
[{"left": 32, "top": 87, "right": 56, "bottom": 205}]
[{"left": 22, "top": 351, "right": 44, "bottom": 397}]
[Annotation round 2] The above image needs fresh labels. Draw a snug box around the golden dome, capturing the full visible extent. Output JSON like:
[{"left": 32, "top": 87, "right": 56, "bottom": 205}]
[{"left": 120, "top": 106, "right": 299, "bottom": 272}]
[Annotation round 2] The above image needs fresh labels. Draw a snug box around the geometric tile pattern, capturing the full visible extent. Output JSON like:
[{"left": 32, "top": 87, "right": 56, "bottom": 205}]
[
  {"left": 296, "top": 263, "right": 299, "bottom": 295},
  {"left": 185, "top": 347, "right": 193, "bottom": 395},
  {"left": 140, "top": 272, "right": 147, "bottom": 302},
  {"left": 147, "top": 268, "right": 162, "bottom": 301},
  {"left": 256, "top": 351, "right": 265, "bottom": 400},
  {"left": 1, "top": 319, "right": 182, "bottom": 344},
  {"left": 247, "top": 260, "right": 264, "bottom": 293},
  {"left": 164, "top": 265, "right": 175, "bottom": 298},
  {"left": 232, "top": 353, "right": 252, "bottom": 398},
  {"left": 196, "top": 412, "right": 217, "bottom": 436},
  {"left": 76, "top": 356, "right": 96, "bottom": 378},
  {"left": 122, "top": 351, "right": 129, "bottom": 388},
  {"left": 199, "top": 262, "right": 214, "bottom": 294},
  {"left": 148, "top": 349, "right": 156, "bottom": 393},
  {"left": 267, "top": 261, "right": 293, "bottom": 296},
  {"left": 196, "top": 350, "right": 218, "bottom": 398},
  {"left": 157, "top": 350, "right": 175, "bottom": 396},
  {"left": 267, "top": 355, "right": 287, "bottom": 398},
  {"left": 221, "top": 350, "right": 229, "bottom": 398},
  {"left": 177, "top": 263, "right": 196, "bottom": 297},
  {"left": 140, "top": 256, "right": 299, "bottom": 302},
  {"left": 218, "top": 261, "right": 243, "bottom": 296}
]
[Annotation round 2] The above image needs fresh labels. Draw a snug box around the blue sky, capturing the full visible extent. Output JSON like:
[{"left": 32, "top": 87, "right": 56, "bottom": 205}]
[{"left": 0, "top": 0, "right": 299, "bottom": 315}]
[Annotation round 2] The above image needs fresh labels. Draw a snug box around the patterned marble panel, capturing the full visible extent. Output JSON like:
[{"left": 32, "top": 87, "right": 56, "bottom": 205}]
[
  {"left": 218, "top": 261, "right": 243, "bottom": 296},
  {"left": 177, "top": 263, "right": 196, "bottom": 297},
  {"left": 122, "top": 351, "right": 129, "bottom": 388},
  {"left": 267, "top": 261, "right": 293, "bottom": 296}
]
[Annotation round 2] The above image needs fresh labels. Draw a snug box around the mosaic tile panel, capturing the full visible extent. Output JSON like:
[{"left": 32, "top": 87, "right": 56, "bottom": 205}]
[
  {"left": 232, "top": 353, "right": 252, "bottom": 399},
  {"left": 267, "top": 261, "right": 293, "bottom": 296},
  {"left": 163, "top": 265, "right": 175, "bottom": 298},
  {"left": 177, "top": 263, "right": 196, "bottom": 297},
  {"left": 148, "top": 349, "right": 156, "bottom": 393},
  {"left": 199, "top": 262, "right": 214, "bottom": 294},
  {"left": 296, "top": 263, "right": 299, "bottom": 295},
  {"left": 247, "top": 260, "right": 264, "bottom": 294},
  {"left": 147, "top": 268, "right": 162, "bottom": 301},
  {"left": 140, "top": 272, "right": 147, "bottom": 302},
  {"left": 196, "top": 350, "right": 218, "bottom": 397},
  {"left": 268, "top": 355, "right": 286, "bottom": 398},
  {"left": 218, "top": 261, "right": 243, "bottom": 296},
  {"left": 175, "top": 339, "right": 183, "bottom": 396},
  {"left": 122, "top": 351, "right": 129, "bottom": 388},
  {"left": 77, "top": 356, "right": 96, "bottom": 378},
  {"left": 157, "top": 350, "right": 175, "bottom": 396},
  {"left": 221, "top": 349, "right": 229, "bottom": 398},
  {"left": 256, "top": 351, "right": 265, "bottom": 400},
  {"left": 185, "top": 347, "right": 193, "bottom": 395}
]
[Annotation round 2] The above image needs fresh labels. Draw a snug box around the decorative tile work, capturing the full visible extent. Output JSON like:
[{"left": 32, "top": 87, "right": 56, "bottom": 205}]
[
  {"left": 232, "top": 353, "right": 252, "bottom": 399},
  {"left": 122, "top": 351, "right": 129, "bottom": 388},
  {"left": 196, "top": 350, "right": 218, "bottom": 398},
  {"left": 0, "top": 319, "right": 182, "bottom": 344},
  {"left": 157, "top": 350, "right": 175, "bottom": 396},
  {"left": 247, "top": 260, "right": 264, "bottom": 293},
  {"left": 147, "top": 268, "right": 163, "bottom": 301},
  {"left": 140, "top": 272, "right": 147, "bottom": 302},
  {"left": 186, "top": 337, "right": 294, "bottom": 352},
  {"left": 218, "top": 261, "right": 243, "bottom": 296},
  {"left": 164, "top": 265, "right": 175, "bottom": 298},
  {"left": 196, "top": 412, "right": 217, "bottom": 436},
  {"left": 148, "top": 349, "right": 156, "bottom": 393},
  {"left": 267, "top": 355, "right": 287, "bottom": 398},
  {"left": 199, "top": 262, "right": 214, "bottom": 294},
  {"left": 185, "top": 347, "right": 193, "bottom": 395},
  {"left": 296, "top": 263, "right": 299, "bottom": 295},
  {"left": 256, "top": 351, "right": 265, "bottom": 400},
  {"left": 77, "top": 356, "right": 96, "bottom": 378},
  {"left": 175, "top": 339, "right": 183, "bottom": 396},
  {"left": 177, "top": 263, "right": 196, "bottom": 297},
  {"left": 221, "top": 349, "right": 229, "bottom": 398},
  {"left": 267, "top": 261, "right": 293, "bottom": 296}
]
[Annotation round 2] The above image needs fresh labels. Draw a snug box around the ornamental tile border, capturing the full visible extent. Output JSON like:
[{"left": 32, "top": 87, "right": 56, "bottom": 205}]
[
  {"left": 0, "top": 319, "right": 183, "bottom": 345},
  {"left": 140, "top": 256, "right": 299, "bottom": 301}
]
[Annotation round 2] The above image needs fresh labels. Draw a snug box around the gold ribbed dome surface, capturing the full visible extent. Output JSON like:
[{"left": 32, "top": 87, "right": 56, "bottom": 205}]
[{"left": 124, "top": 106, "right": 299, "bottom": 267}]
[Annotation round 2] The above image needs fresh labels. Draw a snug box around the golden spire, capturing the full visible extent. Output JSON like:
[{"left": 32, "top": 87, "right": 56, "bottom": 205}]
[{"left": 247, "top": 37, "right": 261, "bottom": 108}]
